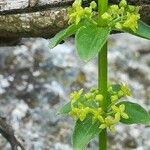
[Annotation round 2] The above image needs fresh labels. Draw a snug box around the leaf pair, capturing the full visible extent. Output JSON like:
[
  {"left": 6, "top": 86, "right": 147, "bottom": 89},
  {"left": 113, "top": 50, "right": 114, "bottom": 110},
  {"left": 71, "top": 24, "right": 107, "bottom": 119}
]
[
  {"left": 49, "top": 22, "right": 110, "bottom": 62},
  {"left": 76, "top": 21, "right": 150, "bottom": 57},
  {"left": 49, "top": 21, "right": 150, "bottom": 63}
]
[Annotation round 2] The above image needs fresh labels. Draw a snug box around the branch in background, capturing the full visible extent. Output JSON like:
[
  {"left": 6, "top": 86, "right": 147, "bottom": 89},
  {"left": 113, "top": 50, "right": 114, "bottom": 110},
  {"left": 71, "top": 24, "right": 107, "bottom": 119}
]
[
  {"left": 0, "top": 0, "right": 149, "bottom": 15},
  {"left": 0, "top": 118, "right": 24, "bottom": 150}
]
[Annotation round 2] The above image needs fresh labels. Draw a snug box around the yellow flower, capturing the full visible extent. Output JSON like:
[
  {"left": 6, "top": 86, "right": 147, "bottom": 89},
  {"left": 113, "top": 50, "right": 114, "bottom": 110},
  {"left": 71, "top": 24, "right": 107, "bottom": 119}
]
[
  {"left": 70, "top": 89, "right": 83, "bottom": 101},
  {"left": 72, "top": 0, "right": 82, "bottom": 8},
  {"left": 69, "top": 106, "right": 90, "bottom": 121},
  {"left": 99, "top": 116, "right": 117, "bottom": 132},
  {"left": 102, "top": 12, "right": 113, "bottom": 21},
  {"left": 111, "top": 95, "right": 118, "bottom": 103},
  {"left": 110, "top": 5, "right": 119, "bottom": 13},
  {"left": 79, "top": 107, "right": 91, "bottom": 121},
  {"left": 119, "top": 0, "right": 127, "bottom": 8},
  {"left": 117, "top": 90, "right": 124, "bottom": 97},
  {"left": 123, "top": 13, "right": 140, "bottom": 32},
  {"left": 90, "top": 1, "right": 97, "bottom": 9},
  {"left": 111, "top": 104, "right": 129, "bottom": 119},
  {"left": 69, "top": 108, "right": 79, "bottom": 119},
  {"left": 84, "top": 92, "right": 94, "bottom": 100},
  {"left": 115, "top": 22, "right": 122, "bottom": 30},
  {"left": 121, "top": 84, "right": 131, "bottom": 96},
  {"left": 92, "top": 108, "right": 104, "bottom": 123},
  {"left": 68, "top": 0, "right": 96, "bottom": 25}
]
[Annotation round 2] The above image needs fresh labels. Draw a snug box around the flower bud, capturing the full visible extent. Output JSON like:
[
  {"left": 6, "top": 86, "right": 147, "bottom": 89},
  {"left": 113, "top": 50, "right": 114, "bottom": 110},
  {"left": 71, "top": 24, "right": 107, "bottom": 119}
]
[
  {"left": 118, "top": 90, "right": 124, "bottom": 97},
  {"left": 110, "top": 5, "right": 119, "bottom": 13},
  {"left": 102, "top": 12, "right": 112, "bottom": 21},
  {"left": 90, "top": 1, "right": 97, "bottom": 9},
  {"left": 95, "top": 94, "right": 103, "bottom": 102},
  {"left": 84, "top": 92, "right": 93, "bottom": 100},
  {"left": 119, "top": 0, "right": 127, "bottom": 8},
  {"left": 128, "top": 5, "right": 135, "bottom": 12},
  {"left": 111, "top": 95, "right": 118, "bottom": 102},
  {"left": 115, "top": 23, "right": 122, "bottom": 30},
  {"left": 84, "top": 7, "right": 92, "bottom": 14}
]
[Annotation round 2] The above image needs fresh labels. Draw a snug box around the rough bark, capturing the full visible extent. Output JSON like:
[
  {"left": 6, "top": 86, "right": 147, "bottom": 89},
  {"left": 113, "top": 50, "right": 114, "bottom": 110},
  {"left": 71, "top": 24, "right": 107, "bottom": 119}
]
[
  {"left": 0, "top": 0, "right": 149, "bottom": 39},
  {"left": 0, "top": 118, "right": 24, "bottom": 150}
]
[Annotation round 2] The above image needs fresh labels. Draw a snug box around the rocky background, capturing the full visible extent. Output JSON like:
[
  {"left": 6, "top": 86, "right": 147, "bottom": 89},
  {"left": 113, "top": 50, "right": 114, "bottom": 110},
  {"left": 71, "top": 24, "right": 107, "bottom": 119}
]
[{"left": 0, "top": 34, "right": 150, "bottom": 150}]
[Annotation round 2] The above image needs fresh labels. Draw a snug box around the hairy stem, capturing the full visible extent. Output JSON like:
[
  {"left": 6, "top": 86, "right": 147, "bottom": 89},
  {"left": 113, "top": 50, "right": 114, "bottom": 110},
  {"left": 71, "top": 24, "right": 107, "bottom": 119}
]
[{"left": 98, "top": 0, "right": 108, "bottom": 150}]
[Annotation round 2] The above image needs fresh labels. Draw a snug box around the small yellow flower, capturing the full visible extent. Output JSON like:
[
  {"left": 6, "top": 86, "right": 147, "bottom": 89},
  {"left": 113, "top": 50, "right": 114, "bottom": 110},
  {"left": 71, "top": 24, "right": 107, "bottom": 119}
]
[
  {"left": 115, "top": 22, "right": 122, "bottom": 30},
  {"left": 90, "top": 1, "right": 97, "bottom": 9},
  {"left": 72, "top": 0, "right": 82, "bottom": 8},
  {"left": 111, "top": 95, "right": 118, "bottom": 103},
  {"left": 99, "top": 116, "right": 117, "bottom": 132},
  {"left": 118, "top": 90, "right": 124, "bottom": 97},
  {"left": 69, "top": 106, "right": 90, "bottom": 121},
  {"left": 123, "top": 13, "right": 140, "bottom": 32},
  {"left": 69, "top": 108, "right": 79, "bottom": 119},
  {"left": 102, "top": 12, "right": 113, "bottom": 21},
  {"left": 109, "top": 125, "right": 116, "bottom": 133},
  {"left": 68, "top": 0, "right": 96, "bottom": 25},
  {"left": 119, "top": 0, "right": 127, "bottom": 8},
  {"left": 111, "top": 104, "right": 129, "bottom": 119},
  {"left": 114, "top": 113, "right": 121, "bottom": 122},
  {"left": 70, "top": 89, "right": 83, "bottom": 101},
  {"left": 121, "top": 84, "right": 131, "bottom": 96},
  {"left": 84, "top": 92, "right": 93, "bottom": 100},
  {"left": 110, "top": 5, "right": 119, "bottom": 13},
  {"left": 79, "top": 107, "right": 90, "bottom": 121},
  {"left": 92, "top": 108, "right": 104, "bottom": 123}
]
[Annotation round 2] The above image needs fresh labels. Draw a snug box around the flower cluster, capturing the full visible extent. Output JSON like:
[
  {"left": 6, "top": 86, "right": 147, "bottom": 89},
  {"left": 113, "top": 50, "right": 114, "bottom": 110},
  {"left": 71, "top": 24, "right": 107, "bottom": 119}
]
[
  {"left": 69, "top": 83, "right": 131, "bottom": 132},
  {"left": 68, "top": 0, "right": 97, "bottom": 25},
  {"left": 101, "top": 0, "right": 140, "bottom": 32}
]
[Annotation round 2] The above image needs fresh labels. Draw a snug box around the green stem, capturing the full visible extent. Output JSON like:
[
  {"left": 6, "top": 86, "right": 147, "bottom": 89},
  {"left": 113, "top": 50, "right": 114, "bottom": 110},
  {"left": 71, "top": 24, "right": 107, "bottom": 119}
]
[
  {"left": 98, "top": 43, "right": 108, "bottom": 150},
  {"left": 98, "top": 0, "right": 108, "bottom": 150},
  {"left": 98, "top": 0, "right": 108, "bottom": 26},
  {"left": 98, "top": 43, "right": 108, "bottom": 110}
]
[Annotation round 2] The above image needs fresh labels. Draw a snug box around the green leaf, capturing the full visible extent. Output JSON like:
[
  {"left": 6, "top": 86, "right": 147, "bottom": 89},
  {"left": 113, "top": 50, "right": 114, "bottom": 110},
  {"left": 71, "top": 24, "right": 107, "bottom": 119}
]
[
  {"left": 59, "top": 102, "right": 71, "bottom": 115},
  {"left": 73, "top": 115, "right": 101, "bottom": 150},
  {"left": 75, "top": 25, "right": 110, "bottom": 62},
  {"left": 118, "top": 101, "right": 150, "bottom": 124},
  {"left": 134, "top": 21, "right": 150, "bottom": 40},
  {"left": 49, "top": 24, "right": 81, "bottom": 49},
  {"left": 125, "top": 21, "right": 150, "bottom": 40}
]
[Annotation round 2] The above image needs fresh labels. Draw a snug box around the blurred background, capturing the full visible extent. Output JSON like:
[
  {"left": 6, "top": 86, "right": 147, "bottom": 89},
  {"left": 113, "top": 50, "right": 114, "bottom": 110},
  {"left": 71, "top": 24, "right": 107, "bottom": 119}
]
[{"left": 0, "top": 33, "right": 150, "bottom": 150}]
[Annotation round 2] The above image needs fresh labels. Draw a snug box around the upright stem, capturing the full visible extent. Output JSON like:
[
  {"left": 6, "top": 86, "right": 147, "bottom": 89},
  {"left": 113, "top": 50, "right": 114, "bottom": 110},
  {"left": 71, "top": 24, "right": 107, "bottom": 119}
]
[
  {"left": 98, "top": 44, "right": 107, "bottom": 150},
  {"left": 98, "top": 0, "right": 108, "bottom": 150},
  {"left": 98, "top": 0, "right": 108, "bottom": 26}
]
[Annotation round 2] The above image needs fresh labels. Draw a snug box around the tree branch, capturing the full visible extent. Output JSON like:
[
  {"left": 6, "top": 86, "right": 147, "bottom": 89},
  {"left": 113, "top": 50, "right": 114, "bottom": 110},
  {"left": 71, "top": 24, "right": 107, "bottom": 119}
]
[
  {"left": 0, "top": 0, "right": 149, "bottom": 39},
  {"left": 0, "top": 118, "right": 24, "bottom": 150}
]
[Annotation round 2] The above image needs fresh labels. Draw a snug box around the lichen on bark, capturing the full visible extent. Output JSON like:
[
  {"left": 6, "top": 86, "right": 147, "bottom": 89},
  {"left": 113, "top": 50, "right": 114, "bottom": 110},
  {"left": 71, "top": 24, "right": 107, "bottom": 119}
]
[{"left": 0, "top": 8, "right": 68, "bottom": 38}]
